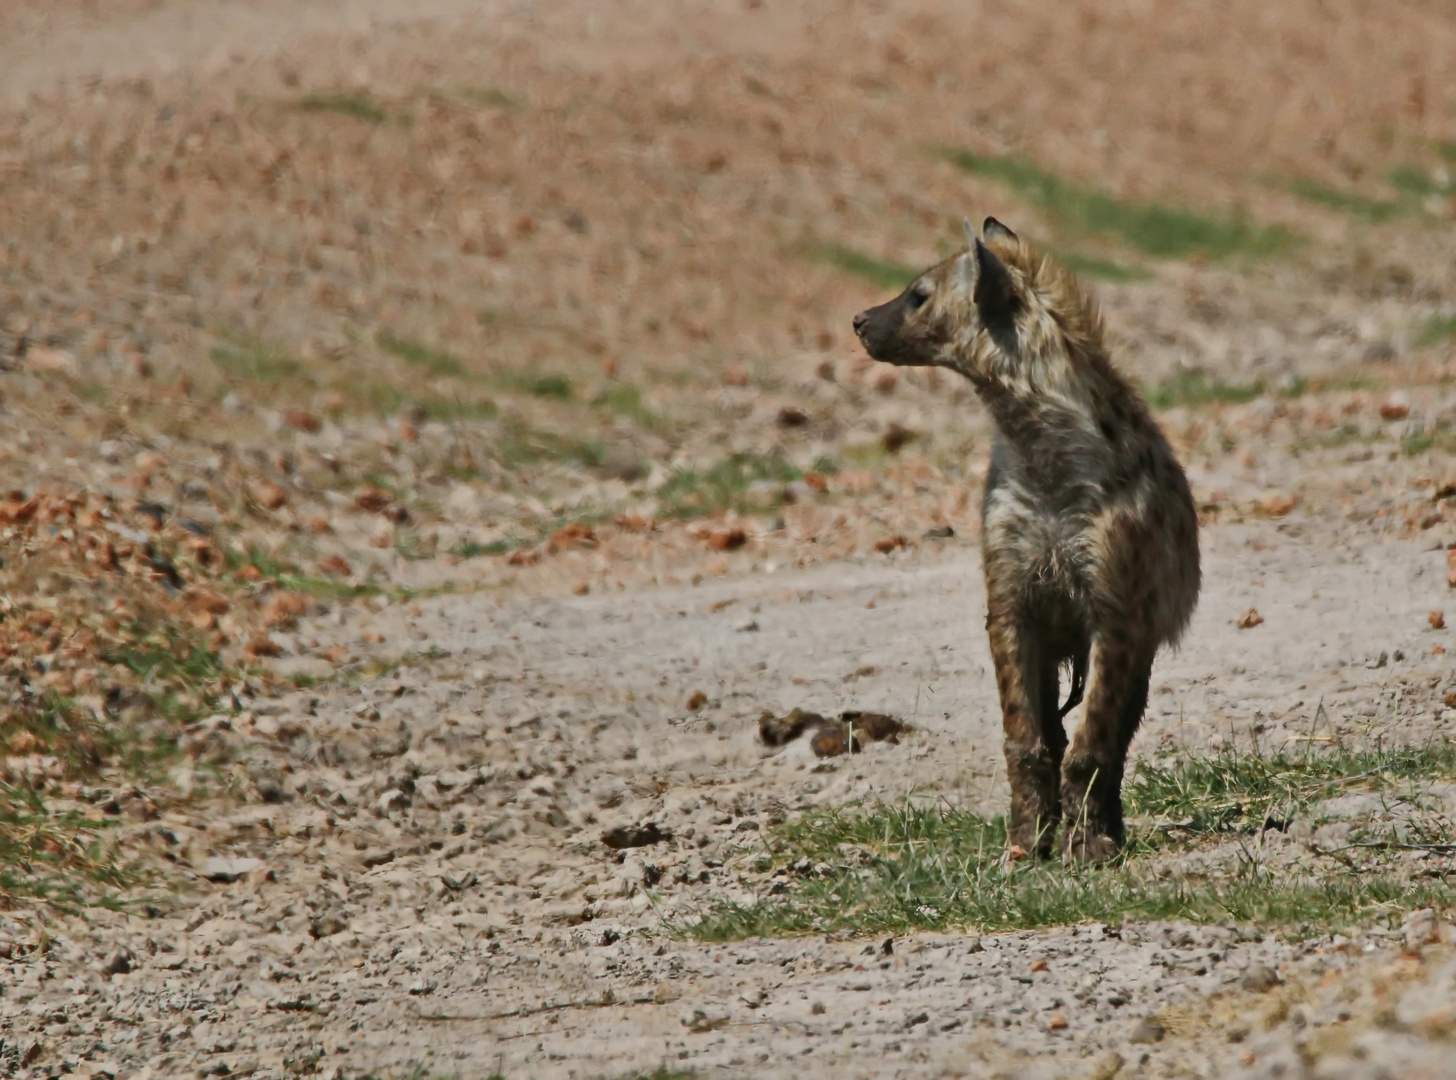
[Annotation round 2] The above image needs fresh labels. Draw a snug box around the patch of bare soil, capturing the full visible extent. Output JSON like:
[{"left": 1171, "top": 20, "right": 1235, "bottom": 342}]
[{"left": 1, "top": 1, "right": 1456, "bottom": 1078}]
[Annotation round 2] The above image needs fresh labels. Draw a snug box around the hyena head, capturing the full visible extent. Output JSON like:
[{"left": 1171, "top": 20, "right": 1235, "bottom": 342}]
[{"left": 852, "top": 216, "right": 1025, "bottom": 368}]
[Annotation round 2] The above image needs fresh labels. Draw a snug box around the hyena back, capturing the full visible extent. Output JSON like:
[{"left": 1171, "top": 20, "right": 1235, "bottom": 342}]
[{"left": 852, "top": 218, "right": 1200, "bottom": 862}]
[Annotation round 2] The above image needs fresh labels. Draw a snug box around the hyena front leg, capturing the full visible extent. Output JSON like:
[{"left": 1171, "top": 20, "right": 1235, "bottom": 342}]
[
  {"left": 1060, "top": 635, "right": 1154, "bottom": 864},
  {"left": 986, "top": 608, "right": 1062, "bottom": 859}
]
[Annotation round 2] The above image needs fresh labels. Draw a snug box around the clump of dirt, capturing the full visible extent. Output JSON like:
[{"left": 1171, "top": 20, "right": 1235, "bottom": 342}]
[{"left": 759, "top": 706, "right": 906, "bottom": 756}]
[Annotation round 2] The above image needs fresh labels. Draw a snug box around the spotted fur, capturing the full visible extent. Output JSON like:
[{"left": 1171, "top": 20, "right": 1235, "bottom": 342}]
[{"left": 852, "top": 218, "right": 1200, "bottom": 862}]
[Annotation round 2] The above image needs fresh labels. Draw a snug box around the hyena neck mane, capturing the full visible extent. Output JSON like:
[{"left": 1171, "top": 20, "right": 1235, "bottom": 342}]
[
  {"left": 852, "top": 218, "right": 1161, "bottom": 477},
  {"left": 948, "top": 235, "right": 1155, "bottom": 479}
]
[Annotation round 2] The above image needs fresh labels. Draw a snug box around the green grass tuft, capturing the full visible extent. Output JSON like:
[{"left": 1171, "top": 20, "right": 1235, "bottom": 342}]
[
  {"left": 298, "top": 92, "right": 389, "bottom": 124},
  {"left": 0, "top": 783, "right": 132, "bottom": 910},
  {"left": 227, "top": 547, "right": 404, "bottom": 601},
  {"left": 450, "top": 539, "right": 513, "bottom": 559},
  {"left": 496, "top": 370, "right": 574, "bottom": 400},
  {"left": 1415, "top": 313, "right": 1456, "bottom": 349},
  {"left": 1403, "top": 431, "right": 1436, "bottom": 457},
  {"left": 376, "top": 331, "right": 466, "bottom": 378},
  {"left": 1285, "top": 178, "right": 1405, "bottom": 222},
  {"left": 495, "top": 422, "right": 602, "bottom": 469},
  {"left": 657, "top": 453, "right": 801, "bottom": 520},
  {"left": 599, "top": 384, "right": 664, "bottom": 431},
  {"left": 684, "top": 736, "right": 1456, "bottom": 941},
  {"left": 1387, "top": 164, "right": 1455, "bottom": 198},
  {"left": 211, "top": 338, "right": 304, "bottom": 384},
  {"left": 1053, "top": 250, "right": 1147, "bottom": 283},
  {"left": 810, "top": 243, "right": 922, "bottom": 291},
  {"left": 527, "top": 374, "right": 573, "bottom": 399},
  {"left": 1147, "top": 369, "right": 1264, "bottom": 410},
  {"left": 945, "top": 149, "right": 1296, "bottom": 261}
]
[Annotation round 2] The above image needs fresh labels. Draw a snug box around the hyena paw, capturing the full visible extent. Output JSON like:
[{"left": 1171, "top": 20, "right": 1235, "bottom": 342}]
[
  {"left": 1061, "top": 826, "right": 1121, "bottom": 865},
  {"left": 1007, "top": 818, "right": 1058, "bottom": 861}
]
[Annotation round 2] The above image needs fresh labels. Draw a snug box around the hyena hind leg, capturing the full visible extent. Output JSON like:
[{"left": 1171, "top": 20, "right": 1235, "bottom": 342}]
[{"left": 1060, "top": 640, "right": 1154, "bottom": 864}]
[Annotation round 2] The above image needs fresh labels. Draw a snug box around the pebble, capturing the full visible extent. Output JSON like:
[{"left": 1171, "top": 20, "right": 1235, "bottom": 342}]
[{"left": 201, "top": 857, "right": 266, "bottom": 883}]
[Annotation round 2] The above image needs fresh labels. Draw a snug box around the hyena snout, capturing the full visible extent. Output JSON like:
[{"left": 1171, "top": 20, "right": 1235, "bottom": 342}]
[{"left": 851, "top": 301, "right": 909, "bottom": 365}]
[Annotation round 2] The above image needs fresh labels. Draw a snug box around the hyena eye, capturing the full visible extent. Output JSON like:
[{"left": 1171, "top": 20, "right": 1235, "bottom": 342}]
[{"left": 907, "top": 283, "right": 932, "bottom": 311}]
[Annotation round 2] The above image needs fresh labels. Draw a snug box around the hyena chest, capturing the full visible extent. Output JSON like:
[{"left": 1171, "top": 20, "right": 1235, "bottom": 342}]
[{"left": 984, "top": 487, "right": 1098, "bottom": 622}]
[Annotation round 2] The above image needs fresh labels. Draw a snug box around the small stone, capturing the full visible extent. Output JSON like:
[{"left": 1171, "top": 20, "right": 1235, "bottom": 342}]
[
  {"left": 283, "top": 409, "right": 322, "bottom": 433},
  {"left": 100, "top": 948, "right": 133, "bottom": 976},
  {"left": 1047, "top": 1013, "right": 1068, "bottom": 1030},
  {"left": 249, "top": 479, "right": 288, "bottom": 510},
  {"left": 709, "top": 528, "right": 748, "bottom": 551},
  {"left": 1431, "top": 611, "right": 1446, "bottom": 630},
  {"left": 244, "top": 634, "right": 282, "bottom": 659},
  {"left": 354, "top": 484, "right": 392, "bottom": 513},
  {"left": 881, "top": 422, "right": 915, "bottom": 453},
  {"left": 1379, "top": 394, "right": 1411, "bottom": 419},
  {"left": 734, "top": 617, "right": 759, "bottom": 632},
  {"left": 686, "top": 690, "right": 708, "bottom": 710},
  {"left": 1258, "top": 491, "right": 1297, "bottom": 517},
  {"left": 310, "top": 911, "right": 349, "bottom": 939},
  {"left": 376, "top": 790, "right": 409, "bottom": 814},
  {"left": 1128, "top": 1018, "right": 1165, "bottom": 1044},
  {"left": 435, "top": 767, "right": 474, "bottom": 790},
  {"left": 1241, "top": 964, "right": 1282, "bottom": 993},
  {"left": 407, "top": 979, "right": 437, "bottom": 996},
  {"left": 202, "top": 856, "right": 266, "bottom": 883},
  {"left": 22, "top": 346, "right": 78, "bottom": 374},
  {"left": 1403, "top": 907, "right": 1441, "bottom": 950},
  {"left": 1236, "top": 608, "right": 1264, "bottom": 629},
  {"left": 1030, "top": 959, "right": 1049, "bottom": 972},
  {"left": 682, "top": 1007, "right": 729, "bottom": 1032},
  {"left": 319, "top": 554, "right": 352, "bottom": 576},
  {"left": 601, "top": 822, "right": 670, "bottom": 849}
]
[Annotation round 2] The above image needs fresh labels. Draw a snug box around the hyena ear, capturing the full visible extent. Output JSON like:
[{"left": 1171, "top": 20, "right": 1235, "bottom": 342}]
[
  {"left": 982, "top": 217, "right": 1017, "bottom": 242},
  {"left": 962, "top": 217, "right": 977, "bottom": 248},
  {"left": 973, "top": 238, "right": 1020, "bottom": 343}
]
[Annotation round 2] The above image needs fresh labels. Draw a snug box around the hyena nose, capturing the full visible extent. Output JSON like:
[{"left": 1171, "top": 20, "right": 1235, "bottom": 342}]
[{"left": 852, "top": 311, "right": 869, "bottom": 336}]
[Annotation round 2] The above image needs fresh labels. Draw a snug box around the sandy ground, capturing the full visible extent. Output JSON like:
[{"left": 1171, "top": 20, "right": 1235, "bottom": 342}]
[
  {"left": 2, "top": 1, "right": 1456, "bottom": 1078},
  {"left": 1, "top": 525, "right": 1454, "bottom": 1078}
]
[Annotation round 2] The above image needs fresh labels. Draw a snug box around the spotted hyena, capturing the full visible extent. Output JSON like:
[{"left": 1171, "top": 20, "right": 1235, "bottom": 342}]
[{"left": 852, "top": 217, "right": 1200, "bottom": 862}]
